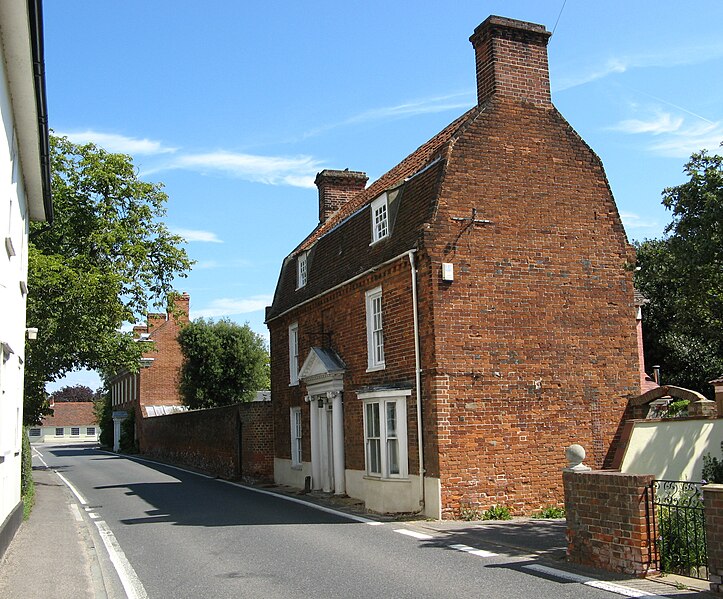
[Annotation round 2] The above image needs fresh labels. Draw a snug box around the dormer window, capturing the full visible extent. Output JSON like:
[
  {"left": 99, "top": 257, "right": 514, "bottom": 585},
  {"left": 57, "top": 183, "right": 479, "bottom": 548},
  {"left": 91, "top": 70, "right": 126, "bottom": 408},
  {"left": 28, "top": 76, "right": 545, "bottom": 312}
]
[
  {"left": 371, "top": 193, "right": 389, "bottom": 244},
  {"left": 297, "top": 252, "right": 308, "bottom": 288}
]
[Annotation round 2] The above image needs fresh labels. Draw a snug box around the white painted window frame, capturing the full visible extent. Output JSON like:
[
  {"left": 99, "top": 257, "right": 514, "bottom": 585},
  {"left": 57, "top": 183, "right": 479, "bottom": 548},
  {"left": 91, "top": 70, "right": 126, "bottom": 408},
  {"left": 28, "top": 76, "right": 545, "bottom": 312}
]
[
  {"left": 370, "top": 193, "right": 389, "bottom": 244},
  {"left": 86, "top": 427, "right": 96, "bottom": 436},
  {"left": 290, "top": 406, "right": 302, "bottom": 468},
  {"left": 359, "top": 390, "right": 410, "bottom": 479},
  {"left": 365, "top": 286, "right": 385, "bottom": 371},
  {"left": 297, "top": 252, "right": 308, "bottom": 289},
  {"left": 288, "top": 322, "right": 299, "bottom": 385}
]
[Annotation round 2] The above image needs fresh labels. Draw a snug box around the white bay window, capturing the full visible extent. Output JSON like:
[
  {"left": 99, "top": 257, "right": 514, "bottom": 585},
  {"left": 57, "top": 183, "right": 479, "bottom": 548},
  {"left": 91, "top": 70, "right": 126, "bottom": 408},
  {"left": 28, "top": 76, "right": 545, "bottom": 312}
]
[{"left": 359, "top": 390, "right": 409, "bottom": 479}]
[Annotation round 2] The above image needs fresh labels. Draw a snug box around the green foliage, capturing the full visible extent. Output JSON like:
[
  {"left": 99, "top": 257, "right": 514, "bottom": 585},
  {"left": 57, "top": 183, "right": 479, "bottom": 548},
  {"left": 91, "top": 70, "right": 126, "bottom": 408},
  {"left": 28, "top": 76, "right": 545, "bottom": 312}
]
[
  {"left": 702, "top": 446, "right": 723, "bottom": 484},
  {"left": 662, "top": 399, "right": 689, "bottom": 418},
  {"left": 21, "top": 428, "right": 35, "bottom": 519},
  {"left": 24, "top": 134, "right": 193, "bottom": 424},
  {"left": 634, "top": 147, "right": 723, "bottom": 397},
  {"left": 458, "top": 505, "right": 482, "bottom": 521},
  {"left": 482, "top": 505, "right": 512, "bottom": 520},
  {"left": 94, "top": 390, "right": 114, "bottom": 448},
  {"left": 531, "top": 506, "right": 566, "bottom": 519},
  {"left": 657, "top": 490, "right": 707, "bottom": 577},
  {"left": 178, "top": 318, "right": 270, "bottom": 409},
  {"left": 119, "top": 409, "right": 137, "bottom": 453}
]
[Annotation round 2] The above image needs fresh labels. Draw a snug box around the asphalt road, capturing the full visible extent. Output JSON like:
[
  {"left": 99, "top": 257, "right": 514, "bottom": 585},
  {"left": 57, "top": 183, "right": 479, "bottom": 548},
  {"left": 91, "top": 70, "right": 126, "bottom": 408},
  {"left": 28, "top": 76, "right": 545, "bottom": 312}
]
[{"left": 35, "top": 444, "right": 629, "bottom": 599}]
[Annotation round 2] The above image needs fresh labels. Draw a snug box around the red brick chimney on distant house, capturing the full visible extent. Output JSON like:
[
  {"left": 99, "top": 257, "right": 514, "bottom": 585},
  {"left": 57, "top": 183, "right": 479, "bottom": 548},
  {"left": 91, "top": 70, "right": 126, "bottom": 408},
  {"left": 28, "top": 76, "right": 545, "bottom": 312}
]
[
  {"left": 315, "top": 169, "right": 368, "bottom": 224},
  {"left": 470, "top": 15, "right": 552, "bottom": 106},
  {"left": 133, "top": 292, "right": 191, "bottom": 337}
]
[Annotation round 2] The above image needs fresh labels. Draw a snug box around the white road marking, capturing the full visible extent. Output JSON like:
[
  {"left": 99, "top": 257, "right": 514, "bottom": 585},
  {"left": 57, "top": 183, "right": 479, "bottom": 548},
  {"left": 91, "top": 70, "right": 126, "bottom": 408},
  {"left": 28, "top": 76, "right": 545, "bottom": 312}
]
[
  {"left": 449, "top": 543, "right": 499, "bottom": 557},
  {"left": 69, "top": 503, "right": 83, "bottom": 522},
  {"left": 394, "top": 528, "right": 433, "bottom": 540},
  {"left": 32, "top": 447, "right": 48, "bottom": 467},
  {"left": 89, "top": 513, "right": 100, "bottom": 519},
  {"left": 95, "top": 520, "right": 149, "bottom": 599},
  {"left": 55, "top": 471, "right": 87, "bottom": 505},
  {"left": 522, "top": 564, "right": 660, "bottom": 597}
]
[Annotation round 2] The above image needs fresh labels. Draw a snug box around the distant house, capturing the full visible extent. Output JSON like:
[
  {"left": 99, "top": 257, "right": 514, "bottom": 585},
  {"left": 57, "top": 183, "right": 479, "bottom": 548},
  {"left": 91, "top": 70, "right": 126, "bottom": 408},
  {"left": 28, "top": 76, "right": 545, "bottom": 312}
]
[
  {"left": 107, "top": 293, "right": 190, "bottom": 450},
  {"left": 266, "top": 16, "right": 640, "bottom": 519},
  {"left": 29, "top": 402, "right": 99, "bottom": 444},
  {"left": 0, "top": 0, "right": 53, "bottom": 559}
]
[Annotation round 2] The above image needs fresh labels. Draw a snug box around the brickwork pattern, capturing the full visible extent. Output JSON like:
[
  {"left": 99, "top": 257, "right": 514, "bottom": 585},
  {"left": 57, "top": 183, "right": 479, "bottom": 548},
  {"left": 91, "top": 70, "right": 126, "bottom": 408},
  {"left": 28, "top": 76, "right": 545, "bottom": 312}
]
[
  {"left": 704, "top": 484, "right": 723, "bottom": 592},
  {"left": 141, "top": 402, "right": 273, "bottom": 480},
  {"left": 564, "top": 470, "right": 655, "bottom": 577},
  {"left": 267, "top": 16, "right": 638, "bottom": 519}
]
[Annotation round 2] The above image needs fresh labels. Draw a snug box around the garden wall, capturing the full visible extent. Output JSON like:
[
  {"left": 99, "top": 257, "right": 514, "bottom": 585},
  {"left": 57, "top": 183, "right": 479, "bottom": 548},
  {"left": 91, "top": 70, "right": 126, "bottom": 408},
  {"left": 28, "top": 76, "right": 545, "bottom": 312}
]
[{"left": 140, "top": 400, "right": 273, "bottom": 481}]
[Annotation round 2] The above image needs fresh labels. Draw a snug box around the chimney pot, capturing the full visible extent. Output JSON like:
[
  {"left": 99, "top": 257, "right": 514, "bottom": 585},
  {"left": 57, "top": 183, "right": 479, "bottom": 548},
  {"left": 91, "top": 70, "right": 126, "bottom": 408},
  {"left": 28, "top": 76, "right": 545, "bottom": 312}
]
[
  {"left": 470, "top": 15, "right": 552, "bottom": 106},
  {"left": 315, "top": 169, "right": 368, "bottom": 224}
]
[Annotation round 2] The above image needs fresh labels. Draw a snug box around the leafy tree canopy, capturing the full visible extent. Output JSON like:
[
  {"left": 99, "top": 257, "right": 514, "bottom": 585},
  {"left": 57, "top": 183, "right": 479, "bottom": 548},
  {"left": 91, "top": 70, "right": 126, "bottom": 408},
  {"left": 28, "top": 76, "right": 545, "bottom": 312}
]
[
  {"left": 635, "top": 147, "right": 723, "bottom": 397},
  {"left": 178, "top": 318, "right": 270, "bottom": 410},
  {"left": 49, "top": 384, "right": 97, "bottom": 403},
  {"left": 25, "top": 135, "right": 193, "bottom": 424}
]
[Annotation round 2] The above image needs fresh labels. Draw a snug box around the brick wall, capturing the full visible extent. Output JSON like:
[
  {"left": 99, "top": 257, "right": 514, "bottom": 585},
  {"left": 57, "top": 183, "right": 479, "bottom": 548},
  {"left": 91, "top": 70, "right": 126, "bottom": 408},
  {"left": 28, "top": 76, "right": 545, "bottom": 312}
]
[
  {"left": 704, "top": 484, "right": 723, "bottom": 592},
  {"left": 271, "top": 258, "right": 420, "bottom": 474},
  {"left": 425, "top": 97, "right": 638, "bottom": 518},
  {"left": 141, "top": 402, "right": 273, "bottom": 480},
  {"left": 564, "top": 470, "right": 655, "bottom": 576}
]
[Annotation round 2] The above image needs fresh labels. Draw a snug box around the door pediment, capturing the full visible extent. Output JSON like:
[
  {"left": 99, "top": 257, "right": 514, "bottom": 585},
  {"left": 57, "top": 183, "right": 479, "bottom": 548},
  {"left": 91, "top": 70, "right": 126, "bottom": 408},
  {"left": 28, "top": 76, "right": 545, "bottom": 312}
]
[{"left": 299, "top": 347, "right": 345, "bottom": 390}]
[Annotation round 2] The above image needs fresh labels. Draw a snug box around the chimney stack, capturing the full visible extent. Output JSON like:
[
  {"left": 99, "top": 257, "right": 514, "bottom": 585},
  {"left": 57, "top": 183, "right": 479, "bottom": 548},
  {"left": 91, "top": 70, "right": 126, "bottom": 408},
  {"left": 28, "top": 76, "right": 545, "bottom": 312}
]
[
  {"left": 315, "top": 169, "right": 368, "bottom": 224},
  {"left": 470, "top": 16, "right": 552, "bottom": 106},
  {"left": 171, "top": 292, "right": 190, "bottom": 324}
]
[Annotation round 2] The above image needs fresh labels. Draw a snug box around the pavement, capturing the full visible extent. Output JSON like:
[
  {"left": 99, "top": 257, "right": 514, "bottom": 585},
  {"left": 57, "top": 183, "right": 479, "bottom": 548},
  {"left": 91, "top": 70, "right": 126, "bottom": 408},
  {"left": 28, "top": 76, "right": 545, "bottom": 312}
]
[{"left": 0, "top": 453, "right": 717, "bottom": 599}]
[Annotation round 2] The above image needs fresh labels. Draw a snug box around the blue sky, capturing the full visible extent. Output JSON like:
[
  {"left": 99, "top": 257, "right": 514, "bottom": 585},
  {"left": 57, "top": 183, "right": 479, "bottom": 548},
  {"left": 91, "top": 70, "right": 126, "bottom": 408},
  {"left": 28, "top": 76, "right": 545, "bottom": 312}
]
[{"left": 43, "top": 1, "right": 723, "bottom": 391}]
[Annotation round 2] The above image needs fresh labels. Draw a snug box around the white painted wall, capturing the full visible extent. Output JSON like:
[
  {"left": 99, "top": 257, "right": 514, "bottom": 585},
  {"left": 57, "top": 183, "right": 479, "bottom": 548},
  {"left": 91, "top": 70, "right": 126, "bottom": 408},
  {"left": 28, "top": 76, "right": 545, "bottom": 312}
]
[
  {"left": 28, "top": 426, "right": 99, "bottom": 444},
  {"left": 619, "top": 419, "right": 723, "bottom": 481},
  {"left": 0, "top": 1, "right": 50, "bottom": 534},
  {"left": 0, "top": 47, "right": 30, "bottom": 527}
]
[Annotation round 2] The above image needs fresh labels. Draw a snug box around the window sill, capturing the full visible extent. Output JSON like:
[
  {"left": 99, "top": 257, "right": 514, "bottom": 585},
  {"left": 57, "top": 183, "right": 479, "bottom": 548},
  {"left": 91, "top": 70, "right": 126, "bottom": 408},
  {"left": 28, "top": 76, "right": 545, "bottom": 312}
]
[
  {"left": 291, "top": 465, "right": 303, "bottom": 471},
  {"left": 369, "top": 236, "right": 388, "bottom": 247},
  {"left": 289, "top": 381, "right": 299, "bottom": 387},
  {"left": 363, "top": 475, "right": 410, "bottom": 483},
  {"left": 366, "top": 364, "right": 385, "bottom": 373}
]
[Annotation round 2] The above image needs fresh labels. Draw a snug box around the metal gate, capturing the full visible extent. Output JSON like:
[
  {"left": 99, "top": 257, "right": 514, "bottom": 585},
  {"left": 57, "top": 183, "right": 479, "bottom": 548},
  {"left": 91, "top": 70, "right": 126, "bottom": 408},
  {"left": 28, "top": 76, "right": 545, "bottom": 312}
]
[{"left": 650, "top": 479, "right": 708, "bottom": 580}]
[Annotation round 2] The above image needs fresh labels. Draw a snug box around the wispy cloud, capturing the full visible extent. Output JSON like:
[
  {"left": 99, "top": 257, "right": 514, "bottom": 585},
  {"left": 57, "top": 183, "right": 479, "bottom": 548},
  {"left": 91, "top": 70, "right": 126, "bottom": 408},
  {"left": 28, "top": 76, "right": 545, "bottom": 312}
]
[
  {"left": 193, "top": 295, "right": 273, "bottom": 319},
  {"left": 301, "top": 92, "right": 474, "bottom": 139},
  {"left": 151, "top": 152, "right": 323, "bottom": 188},
  {"left": 620, "top": 211, "right": 659, "bottom": 231},
  {"left": 554, "top": 41, "right": 723, "bottom": 92},
  {"left": 610, "top": 108, "right": 723, "bottom": 158},
  {"left": 57, "top": 130, "right": 178, "bottom": 155},
  {"left": 172, "top": 228, "right": 223, "bottom": 243}
]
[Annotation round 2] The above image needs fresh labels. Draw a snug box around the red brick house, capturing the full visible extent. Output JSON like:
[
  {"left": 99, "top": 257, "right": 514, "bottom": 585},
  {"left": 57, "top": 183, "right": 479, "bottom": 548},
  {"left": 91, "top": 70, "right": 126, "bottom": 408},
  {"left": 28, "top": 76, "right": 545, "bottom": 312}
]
[
  {"left": 265, "top": 16, "right": 640, "bottom": 519},
  {"left": 108, "top": 293, "right": 190, "bottom": 450}
]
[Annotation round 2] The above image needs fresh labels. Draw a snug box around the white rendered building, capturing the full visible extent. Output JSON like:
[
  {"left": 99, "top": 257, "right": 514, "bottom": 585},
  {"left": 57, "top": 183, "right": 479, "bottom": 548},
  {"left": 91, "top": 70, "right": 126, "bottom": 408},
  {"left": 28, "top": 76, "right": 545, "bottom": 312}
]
[{"left": 0, "top": 0, "right": 53, "bottom": 559}]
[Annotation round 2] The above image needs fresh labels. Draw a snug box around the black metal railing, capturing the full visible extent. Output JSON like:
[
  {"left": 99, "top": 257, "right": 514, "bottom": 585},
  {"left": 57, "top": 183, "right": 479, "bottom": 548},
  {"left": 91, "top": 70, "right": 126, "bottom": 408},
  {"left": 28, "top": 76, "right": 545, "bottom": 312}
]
[{"left": 650, "top": 479, "right": 708, "bottom": 580}]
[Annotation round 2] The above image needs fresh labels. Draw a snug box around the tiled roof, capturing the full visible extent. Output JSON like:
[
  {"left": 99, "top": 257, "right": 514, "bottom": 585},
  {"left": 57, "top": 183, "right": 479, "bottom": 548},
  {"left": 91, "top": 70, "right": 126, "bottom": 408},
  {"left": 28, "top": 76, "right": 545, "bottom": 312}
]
[
  {"left": 267, "top": 107, "right": 480, "bottom": 321},
  {"left": 41, "top": 402, "right": 96, "bottom": 426},
  {"left": 295, "top": 108, "right": 477, "bottom": 255}
]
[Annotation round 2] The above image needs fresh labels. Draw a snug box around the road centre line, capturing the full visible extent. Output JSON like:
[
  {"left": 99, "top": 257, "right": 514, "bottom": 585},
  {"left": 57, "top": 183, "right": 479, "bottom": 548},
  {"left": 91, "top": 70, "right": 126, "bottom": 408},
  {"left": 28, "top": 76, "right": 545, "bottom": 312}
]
[
  {"left": 522, "top": 565, "right": 661, "bottom": 597},
  {"left": 449, "top": 543, "right": 499, "bottom": 558},
  {"left": 393, "top": 528, "right": 434, "bottom": 540}
]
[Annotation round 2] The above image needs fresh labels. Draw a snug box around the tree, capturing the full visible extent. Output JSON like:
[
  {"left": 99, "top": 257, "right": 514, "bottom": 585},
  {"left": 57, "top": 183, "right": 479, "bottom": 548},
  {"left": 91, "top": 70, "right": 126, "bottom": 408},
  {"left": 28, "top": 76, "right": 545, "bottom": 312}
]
[
  {"left": 635, "top": 147, "right": 723, "bottom": 396},
  {"left": 178, "top": 319, "right": 270, "bottom": 409},
  {"left": 24, "top": 135, "right": 193, "bottom": 424},
  {"left": 49, "top": 384, "right": 96, "bottom": 403}
]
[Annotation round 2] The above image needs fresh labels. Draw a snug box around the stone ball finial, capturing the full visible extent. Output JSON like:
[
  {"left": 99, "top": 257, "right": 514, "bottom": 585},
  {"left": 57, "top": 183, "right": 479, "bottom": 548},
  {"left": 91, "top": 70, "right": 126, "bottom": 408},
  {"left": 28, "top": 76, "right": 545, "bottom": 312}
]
[{"left": 564, "top": 444, "right": 591, "bottom": 472}]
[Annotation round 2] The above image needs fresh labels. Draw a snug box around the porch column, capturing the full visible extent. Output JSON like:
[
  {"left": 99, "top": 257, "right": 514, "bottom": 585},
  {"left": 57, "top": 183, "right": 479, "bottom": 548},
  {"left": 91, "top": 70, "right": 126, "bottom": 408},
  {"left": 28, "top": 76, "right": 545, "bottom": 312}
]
[
  {"left": 319, "top": 401, "right": 331, "bottom": 492},
  {"left": 330, "top": 391, "right": 345, "bottom": 495},
  {"left": 309, "top": 397, "right": 321, "bottom": 491}
]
